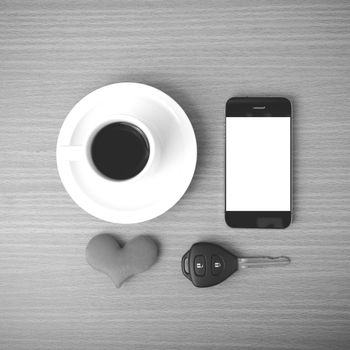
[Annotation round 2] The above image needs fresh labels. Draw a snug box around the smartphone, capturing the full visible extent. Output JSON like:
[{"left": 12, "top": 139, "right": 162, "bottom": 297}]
[{"left": 225, "top": 97, "right": 292, "bottom": 228}]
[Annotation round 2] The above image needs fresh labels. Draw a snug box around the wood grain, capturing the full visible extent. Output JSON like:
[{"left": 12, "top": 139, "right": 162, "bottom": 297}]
[{"left": 1, "top": 1, "right": 350, "bottom": 349}]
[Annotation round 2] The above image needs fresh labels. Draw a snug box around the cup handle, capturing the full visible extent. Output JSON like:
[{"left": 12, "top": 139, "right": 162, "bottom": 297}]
[{"left": 58, "top": 146, "right": 84, "bottom": 161}]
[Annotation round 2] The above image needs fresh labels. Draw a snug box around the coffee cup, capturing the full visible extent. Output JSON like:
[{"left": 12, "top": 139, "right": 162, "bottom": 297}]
[
  {"left": 90, "top": 121, "right": 151, "bottom": 181},
  {"left": 58, "top": 114, "right": 158, "bottom": 185}
]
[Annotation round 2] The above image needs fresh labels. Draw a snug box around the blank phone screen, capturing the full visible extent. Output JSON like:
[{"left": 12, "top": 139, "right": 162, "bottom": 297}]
[{"left": 226, "top": 117, "right": 290, "bottom": 211}]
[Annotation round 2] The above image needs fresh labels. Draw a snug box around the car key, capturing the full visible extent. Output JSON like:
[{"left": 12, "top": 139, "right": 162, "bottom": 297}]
[{"left": 181, "top": 242, "right": 290, "bottom": 287}]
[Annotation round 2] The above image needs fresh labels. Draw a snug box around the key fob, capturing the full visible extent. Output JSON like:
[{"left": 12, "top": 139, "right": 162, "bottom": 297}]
[{"left": 181, "top": 242, "right": 238, "bottom": 287}]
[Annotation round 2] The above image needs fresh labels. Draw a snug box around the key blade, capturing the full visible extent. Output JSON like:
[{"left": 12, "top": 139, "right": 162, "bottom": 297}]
[{"left": 238, "top": 256, "right": 291, "bottom": 269}]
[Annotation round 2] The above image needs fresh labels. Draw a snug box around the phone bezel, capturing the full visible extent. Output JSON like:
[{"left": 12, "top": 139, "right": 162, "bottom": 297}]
[{"left": 225, "top": 97, "right": 292, "bottom": 229}]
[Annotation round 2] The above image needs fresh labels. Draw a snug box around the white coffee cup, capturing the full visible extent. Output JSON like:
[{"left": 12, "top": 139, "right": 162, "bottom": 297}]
[{"left": 59, "top": 114, "right": 159, "bottom": 184}]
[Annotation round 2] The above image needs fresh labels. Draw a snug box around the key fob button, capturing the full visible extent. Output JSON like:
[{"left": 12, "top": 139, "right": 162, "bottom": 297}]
[
  {"left": 194, "top": 255, "right": 206, "bottom": 276},
  {"left": 211, "top": 255, "right": 223, "bottom": 275}
]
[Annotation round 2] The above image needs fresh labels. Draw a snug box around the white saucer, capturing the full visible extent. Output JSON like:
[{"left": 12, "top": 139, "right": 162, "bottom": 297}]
[{"left": 56, "top": 83, "right": 197, "bottom": 224}]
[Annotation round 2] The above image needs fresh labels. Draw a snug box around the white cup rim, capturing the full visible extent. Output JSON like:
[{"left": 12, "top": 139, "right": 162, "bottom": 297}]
[{"left": 84, "top": 114, "right": 155, "bottom": 184}]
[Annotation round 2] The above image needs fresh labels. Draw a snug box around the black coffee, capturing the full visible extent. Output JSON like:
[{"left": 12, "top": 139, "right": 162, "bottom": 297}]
[{"left": 91, "top": 122, "right": 150, "bottom": 180}]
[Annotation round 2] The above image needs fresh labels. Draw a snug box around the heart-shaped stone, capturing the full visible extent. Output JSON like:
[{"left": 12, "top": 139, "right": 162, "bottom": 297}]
[{"left": 86, "top": 234, "right": 158, "bottom": 288}]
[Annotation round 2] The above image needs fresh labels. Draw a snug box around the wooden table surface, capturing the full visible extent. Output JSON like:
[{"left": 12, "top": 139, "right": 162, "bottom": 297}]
[{"left": 1, "top": 1, "right": 350, "bottom": 349}]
